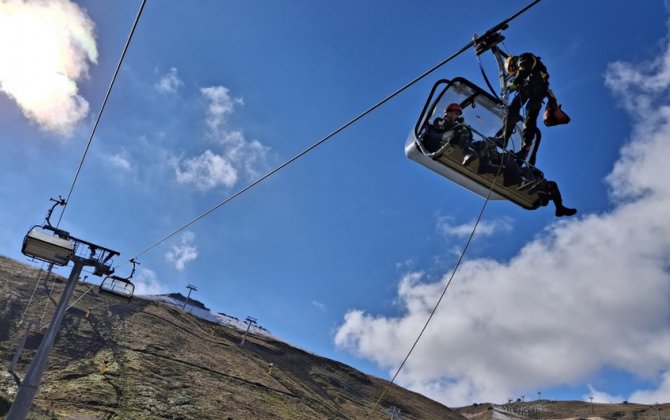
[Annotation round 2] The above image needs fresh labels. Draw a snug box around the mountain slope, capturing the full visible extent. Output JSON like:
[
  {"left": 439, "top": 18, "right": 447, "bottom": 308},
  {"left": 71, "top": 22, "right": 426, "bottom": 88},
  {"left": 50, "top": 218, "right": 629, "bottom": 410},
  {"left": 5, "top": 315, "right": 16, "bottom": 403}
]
[
  {"left": 454, "top": 400, "right": 669, "bottom": 419},
  {"left": 0, "top": 255, "right": 462, "bottom": 419}
]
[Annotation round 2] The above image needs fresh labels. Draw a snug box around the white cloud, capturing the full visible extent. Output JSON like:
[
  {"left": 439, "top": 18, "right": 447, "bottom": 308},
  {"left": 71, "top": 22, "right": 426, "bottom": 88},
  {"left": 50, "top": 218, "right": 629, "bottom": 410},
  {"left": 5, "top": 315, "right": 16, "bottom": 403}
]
[
  {"left": 437, "top": 215, "right": 513, "bottom": 238},
  {"left": 165, "top": 231, "right": 198, "bottom": 270},
  {"left": 173, "top": 86, "right": 271, "bottom": 191},
  {"left": 0, "top": 0, "right": 97, "bottom": 136},
  {"left": 202, "top": 86, "right": 271, "bottom": 179},
  {"left": 312, "top": 300, "right": 326, "bottom": 311},
  {"left": 201, "top": 85, "right": 243, "bottom": 132},
  {"left": 629, "top": 371, "right": 670, "bottom": 404},
  {"left": 583, "top": 385, "right": 624, "bottom": 404},
  {"left": 217, "top": 129, "right": 271, "bottom": 179},
  {"left": 334, "top": 15, "right": 670, "bottom": 407},
  {"left": 133, "top": 267, "right": 169, "bottom": 295},
  {"left": 106, "top": 153, "right": 132, "bottom": 171},
  {"left": 175, "top": 149, "right": 238, "bottom": 190},
  {"left": 155, "top": 67, "right": 183, "bottom": 94}
]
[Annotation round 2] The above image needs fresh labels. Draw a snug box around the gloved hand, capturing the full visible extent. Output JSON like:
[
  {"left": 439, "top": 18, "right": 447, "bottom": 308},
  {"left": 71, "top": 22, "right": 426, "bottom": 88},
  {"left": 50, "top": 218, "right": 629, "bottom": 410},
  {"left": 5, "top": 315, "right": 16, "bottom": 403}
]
[{"left": 508, "top": 82, "right": 517, "bottom": 92}]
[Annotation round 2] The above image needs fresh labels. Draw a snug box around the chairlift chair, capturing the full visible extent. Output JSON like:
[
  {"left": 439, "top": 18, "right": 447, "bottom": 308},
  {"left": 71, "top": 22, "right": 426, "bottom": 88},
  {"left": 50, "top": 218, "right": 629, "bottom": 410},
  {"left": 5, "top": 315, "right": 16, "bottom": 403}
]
[
  {"left": 99, "top": 258, "right": 138, "bottom": 302},
  {"left": 22, "top": 226, "right": 75, "bottom": 266},
  {"left": 21, "top": 197, "right": 75, "bottom": 265},
  {"left": 405, "top": 77, "right": 543, "bottom": 210},
  {"left": 99, "top": 275, "right": 135, "bottom": 301}
]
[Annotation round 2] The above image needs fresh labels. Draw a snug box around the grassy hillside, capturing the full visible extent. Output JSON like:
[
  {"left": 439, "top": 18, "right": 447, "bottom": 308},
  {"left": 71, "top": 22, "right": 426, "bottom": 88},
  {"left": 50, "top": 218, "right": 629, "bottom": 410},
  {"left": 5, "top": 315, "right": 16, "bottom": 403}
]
[
  {"left": 0, "top": 255, "right": 462, "bottom": 419},
  {"left": 455, "top": 400, "right": 668, "bottom": 419}
]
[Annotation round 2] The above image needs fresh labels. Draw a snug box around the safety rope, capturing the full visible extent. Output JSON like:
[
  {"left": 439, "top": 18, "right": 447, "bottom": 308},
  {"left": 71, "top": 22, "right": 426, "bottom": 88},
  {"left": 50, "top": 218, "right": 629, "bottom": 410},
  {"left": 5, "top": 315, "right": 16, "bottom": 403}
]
[
  {"left": 365, "top": 155, "right": 506, "bottom": 418},
  {"left": 38, "top": 267, "right": 59, "bottom": 328},
  {"left": 66, "top": 283, "right": 98, "bottom": 313},
  {"left": 57, "top": 0, "right": 148, "bottom": 227},
  {"left": 115, "top": 301, "right": 132, "bottom": 413},
  {"left": 17, "top": 264, "right": 45, "bottom": 327},
  {"left": 477, "top": 54, "right": 501, "bottom": 101}
]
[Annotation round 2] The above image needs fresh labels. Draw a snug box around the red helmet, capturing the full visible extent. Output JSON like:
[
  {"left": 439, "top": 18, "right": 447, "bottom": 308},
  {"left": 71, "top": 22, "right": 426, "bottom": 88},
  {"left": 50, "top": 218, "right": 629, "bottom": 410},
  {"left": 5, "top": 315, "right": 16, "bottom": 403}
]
[{"left": 445, "top": 103, "right": 463, "bottom": 115}]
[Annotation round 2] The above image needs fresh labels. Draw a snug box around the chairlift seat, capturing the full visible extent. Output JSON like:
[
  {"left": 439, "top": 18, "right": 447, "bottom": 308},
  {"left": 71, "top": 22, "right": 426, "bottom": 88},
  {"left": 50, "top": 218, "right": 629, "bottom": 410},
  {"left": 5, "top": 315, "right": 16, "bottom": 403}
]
[
  {"left": 99, "top": 275, "right": 135, "bottom": 301},
  {"left": 405, "top": 77, "right": 542, "bottom": 210},
  {"left": 22, "top": 228, "right": 75, "bottom": 266}
]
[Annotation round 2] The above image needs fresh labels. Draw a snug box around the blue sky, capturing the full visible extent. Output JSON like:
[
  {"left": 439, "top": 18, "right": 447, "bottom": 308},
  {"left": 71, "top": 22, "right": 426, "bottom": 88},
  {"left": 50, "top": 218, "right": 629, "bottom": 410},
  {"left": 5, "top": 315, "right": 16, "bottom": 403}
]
[{"left": 1, "top": 0, "right": 669, "bottom": 408}]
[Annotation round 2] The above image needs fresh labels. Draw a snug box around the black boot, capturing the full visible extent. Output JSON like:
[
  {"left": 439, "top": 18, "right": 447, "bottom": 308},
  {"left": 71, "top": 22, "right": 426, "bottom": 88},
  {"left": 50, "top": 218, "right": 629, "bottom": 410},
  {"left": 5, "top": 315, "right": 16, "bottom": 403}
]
[
  {"left": 546, "top": 180, "right": 577, "bottom": 217},
  {"left": 555, "top": 206, "right": 577, "bottom": 217}
]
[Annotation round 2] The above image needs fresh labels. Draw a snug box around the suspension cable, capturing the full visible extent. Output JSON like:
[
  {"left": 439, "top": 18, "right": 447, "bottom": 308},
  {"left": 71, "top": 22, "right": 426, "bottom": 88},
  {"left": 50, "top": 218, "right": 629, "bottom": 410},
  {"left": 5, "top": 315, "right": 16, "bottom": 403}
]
[
  {"left": 17, "top": 264, "right": 46, "bottom": 327},
  {"left": 57, "top": 0, "right": 148, "bottom": 227},
  {"left": 121, "top": 0, "right": 542, "bottom": 266},
  {"left": 124, "top": 44, "right": 476, "bottom": 264},
  {"left": 66, "top": 283, "right": 98, "bottom": 313},
  {"left": 38, "top": 267, "right": 59, "bottom": 327},
  {"left": 366, "top": 156, "right": 506, "bottom": 418}
]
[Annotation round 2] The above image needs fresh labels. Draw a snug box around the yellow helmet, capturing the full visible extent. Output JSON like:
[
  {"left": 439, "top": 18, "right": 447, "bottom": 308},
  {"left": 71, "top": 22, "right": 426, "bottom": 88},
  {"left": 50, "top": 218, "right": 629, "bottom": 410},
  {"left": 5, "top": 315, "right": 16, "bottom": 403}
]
[{"left": 504, "top": 55, "right": 518, "bottom": 74}]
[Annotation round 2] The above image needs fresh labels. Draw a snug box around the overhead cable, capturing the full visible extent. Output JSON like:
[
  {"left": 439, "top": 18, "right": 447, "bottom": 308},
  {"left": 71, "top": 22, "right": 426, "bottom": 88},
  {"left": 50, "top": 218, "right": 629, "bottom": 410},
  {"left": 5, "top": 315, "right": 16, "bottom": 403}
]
[
  {"left": 57, "top": 0, "right": 148, "bottom": 227},
  {"left": 127, "top": 34, "right": 475, "bottom": 263}
]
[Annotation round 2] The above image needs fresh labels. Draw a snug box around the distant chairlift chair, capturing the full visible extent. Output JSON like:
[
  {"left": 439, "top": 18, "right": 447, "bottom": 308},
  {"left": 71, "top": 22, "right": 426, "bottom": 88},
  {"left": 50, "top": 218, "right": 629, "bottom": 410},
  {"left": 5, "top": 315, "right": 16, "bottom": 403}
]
[{"left": 99, "top": 258, "right": 138, "bottom": 302}]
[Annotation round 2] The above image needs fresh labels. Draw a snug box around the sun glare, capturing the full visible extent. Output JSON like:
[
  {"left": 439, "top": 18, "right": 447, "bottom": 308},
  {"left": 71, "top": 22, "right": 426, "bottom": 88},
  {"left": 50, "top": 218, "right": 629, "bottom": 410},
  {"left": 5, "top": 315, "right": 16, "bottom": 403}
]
[{"left": 0, "top": 0, "right": 97, "bottom": 135}]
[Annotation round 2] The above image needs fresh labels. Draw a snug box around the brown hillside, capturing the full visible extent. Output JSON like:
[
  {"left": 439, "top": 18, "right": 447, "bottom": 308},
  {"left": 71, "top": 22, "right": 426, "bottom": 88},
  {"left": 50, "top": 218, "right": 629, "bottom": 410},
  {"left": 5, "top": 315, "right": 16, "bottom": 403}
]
[
  {"left": 0, "top": 255, "right": 462, "bottom": 419},
  {"left": 454, "top": 400, "right": 669, "bottom": 419}
]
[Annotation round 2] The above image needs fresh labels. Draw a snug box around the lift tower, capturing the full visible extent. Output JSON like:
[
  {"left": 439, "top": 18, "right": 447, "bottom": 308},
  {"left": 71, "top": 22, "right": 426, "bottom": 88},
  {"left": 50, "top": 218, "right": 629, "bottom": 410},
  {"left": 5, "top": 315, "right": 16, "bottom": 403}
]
[{"left": 9, "top": 200, "right": 119, "bottom": 419}]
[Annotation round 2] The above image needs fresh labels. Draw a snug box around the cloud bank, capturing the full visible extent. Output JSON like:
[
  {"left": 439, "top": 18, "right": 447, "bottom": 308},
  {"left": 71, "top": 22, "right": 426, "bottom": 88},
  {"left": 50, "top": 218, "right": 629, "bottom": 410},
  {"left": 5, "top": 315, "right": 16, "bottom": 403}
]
[
  {"left": 334, "top": 15, "right": 670, "bottom": 407},
  {"left": 0, "top": 0, "right": 97, "bottom": 135}
]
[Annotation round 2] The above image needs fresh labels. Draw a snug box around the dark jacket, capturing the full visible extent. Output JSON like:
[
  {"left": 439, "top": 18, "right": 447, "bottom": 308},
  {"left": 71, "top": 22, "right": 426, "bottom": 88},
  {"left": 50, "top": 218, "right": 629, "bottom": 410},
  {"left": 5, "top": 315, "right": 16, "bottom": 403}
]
[
  {"left": 512, "top": 52, "right": 549, "bottom": 89},
  {"left": 420, "top": 117, "right": 472, "bottom": 152}
]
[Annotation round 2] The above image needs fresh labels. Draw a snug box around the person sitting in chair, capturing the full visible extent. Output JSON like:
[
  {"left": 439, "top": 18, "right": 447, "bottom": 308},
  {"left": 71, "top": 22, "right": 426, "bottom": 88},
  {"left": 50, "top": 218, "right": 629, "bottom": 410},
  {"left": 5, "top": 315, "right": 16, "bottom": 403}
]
[{"left": 419, "top": 103, "right": 472, "bottom": 155}]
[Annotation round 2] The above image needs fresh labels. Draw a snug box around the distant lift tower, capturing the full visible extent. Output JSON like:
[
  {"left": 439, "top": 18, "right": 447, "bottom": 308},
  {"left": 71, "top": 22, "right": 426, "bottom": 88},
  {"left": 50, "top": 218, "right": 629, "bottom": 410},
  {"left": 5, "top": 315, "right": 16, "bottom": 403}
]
[
  {"left": 240, "top": 316, "right": 257, "bottom": 346},
  {"left": 183, "top": 284, "right": 197, "bottom": 310},
  {"left": 9, "top": 199, "right": 120, "bottom": 420}
]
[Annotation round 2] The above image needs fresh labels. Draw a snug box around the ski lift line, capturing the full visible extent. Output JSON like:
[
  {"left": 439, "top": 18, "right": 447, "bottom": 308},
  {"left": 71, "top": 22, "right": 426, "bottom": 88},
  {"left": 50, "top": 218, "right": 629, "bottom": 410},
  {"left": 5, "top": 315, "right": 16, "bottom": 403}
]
[
  {"left": 486, "top": 0, "right": 541, "bottom": 35},
  {"left": 124, "top": 5, "right": 520, "bottom": 265},
  {"left": 113, "top": 0, "right": 542, "bottom": 270},
  {"left": 58, "top": 267, "right": 111, "bottom": 311},
  {"left": 39, "top": 269, "right": 61, "bottom": 327},
  {"left": 65, "top": 259, "right": 138, "bottom": 311},
  {"left": 53, "top": 282, "right": 108, "bottom": 326},
  {"left": 56, "top": 0, "right": 148, "bottom": 227},
  {"left": 367, "top": 3, "right": 550, "bottom": 401},
  {"left": 116, "top": 309, "right": 134, "bottom": 407},
  {"left": 367, "top": 158, "right": 506, "bottom": 418},
  {"left": 17, "top": 253, "right": 59, "bottom": 331},
  {"left": 477, "top": 54, "right": 502, "bottom": 101},
  {"left": 28, "top": 268, "right": 113, "bottom": 327},
  {"left": 30, "top": 267, "right": 104, "bottom": 316},
  {"left": 66, "top": 283, "right": 98, "bottom": 311},
  {"left": 49, "top": 285, "right": 102, "bottom": 327},
  {"left": 126, "top": 55, "right": 469, "bottom": 263},
  {"left": 17, "top": 263, "right": 46, "bottom": 327}
]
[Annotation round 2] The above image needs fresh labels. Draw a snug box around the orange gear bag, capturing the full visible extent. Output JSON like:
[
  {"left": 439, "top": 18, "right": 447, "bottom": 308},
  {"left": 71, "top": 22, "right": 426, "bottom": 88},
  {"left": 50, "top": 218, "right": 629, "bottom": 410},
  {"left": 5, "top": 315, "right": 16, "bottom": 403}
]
[{"left": 543, "top": 96, "right": 571, "bottom": 126}]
